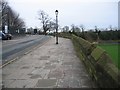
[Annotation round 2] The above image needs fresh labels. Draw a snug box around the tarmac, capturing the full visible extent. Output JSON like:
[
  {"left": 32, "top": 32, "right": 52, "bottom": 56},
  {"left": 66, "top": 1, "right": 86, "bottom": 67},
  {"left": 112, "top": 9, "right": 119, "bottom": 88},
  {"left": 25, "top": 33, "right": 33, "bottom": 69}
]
[{"left": 2, "top": 37, "right": 97, "bottom": 88}]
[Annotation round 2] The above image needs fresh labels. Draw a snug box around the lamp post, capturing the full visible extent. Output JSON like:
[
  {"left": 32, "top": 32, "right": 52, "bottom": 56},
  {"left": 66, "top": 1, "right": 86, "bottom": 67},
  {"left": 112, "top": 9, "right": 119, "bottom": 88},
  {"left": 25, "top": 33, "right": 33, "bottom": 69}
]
[{"left": 55, "top": 10, "right": 58, "bottom": 44}]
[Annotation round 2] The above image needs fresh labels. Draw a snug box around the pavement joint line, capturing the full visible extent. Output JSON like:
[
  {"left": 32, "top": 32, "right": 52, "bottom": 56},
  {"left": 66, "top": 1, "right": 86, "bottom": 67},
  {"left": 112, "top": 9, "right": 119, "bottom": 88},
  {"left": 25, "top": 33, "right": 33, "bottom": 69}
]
[{"left": 0, "top": 36, "right": 52, "bottom": 68}]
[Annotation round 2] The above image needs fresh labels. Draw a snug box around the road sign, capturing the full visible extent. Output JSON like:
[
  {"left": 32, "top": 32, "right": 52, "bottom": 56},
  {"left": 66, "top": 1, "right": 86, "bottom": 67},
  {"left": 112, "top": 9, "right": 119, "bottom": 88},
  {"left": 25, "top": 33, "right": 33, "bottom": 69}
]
[{"left": 5, "top": 25, "right": 8, "bottom": 33}]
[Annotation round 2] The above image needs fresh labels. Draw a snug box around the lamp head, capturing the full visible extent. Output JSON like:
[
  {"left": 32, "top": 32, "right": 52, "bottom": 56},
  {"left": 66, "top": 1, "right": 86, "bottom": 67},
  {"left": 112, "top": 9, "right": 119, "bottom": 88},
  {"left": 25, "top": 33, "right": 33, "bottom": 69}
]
[{"left": 55, "top": 10, "right": 58, "bottom": 16}]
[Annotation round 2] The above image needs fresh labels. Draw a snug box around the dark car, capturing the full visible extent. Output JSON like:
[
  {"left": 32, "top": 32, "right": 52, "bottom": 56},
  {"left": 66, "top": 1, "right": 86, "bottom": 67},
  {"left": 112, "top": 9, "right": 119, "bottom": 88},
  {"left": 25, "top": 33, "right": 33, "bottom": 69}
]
[
  {"left": 5, "top": 33, "right": 13, "bottom": 40},
  {"left": 0, "top": 31, "right": 13, "bottom": 40}
]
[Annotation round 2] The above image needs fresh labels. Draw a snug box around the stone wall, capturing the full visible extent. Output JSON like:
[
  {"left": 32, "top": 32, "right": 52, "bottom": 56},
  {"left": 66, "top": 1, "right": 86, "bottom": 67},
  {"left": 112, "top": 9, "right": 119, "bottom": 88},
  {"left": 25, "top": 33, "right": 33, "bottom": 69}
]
[{"left": 71, "top": 35, "right": 120, "bottom": 88}]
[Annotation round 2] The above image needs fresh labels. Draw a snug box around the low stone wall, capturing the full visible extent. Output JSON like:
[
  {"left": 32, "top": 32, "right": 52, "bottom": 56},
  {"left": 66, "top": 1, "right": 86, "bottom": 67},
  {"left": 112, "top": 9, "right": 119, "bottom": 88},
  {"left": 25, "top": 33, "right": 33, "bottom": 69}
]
[{"left": 71, "top": 35, "right": 120, "bottom": 88}]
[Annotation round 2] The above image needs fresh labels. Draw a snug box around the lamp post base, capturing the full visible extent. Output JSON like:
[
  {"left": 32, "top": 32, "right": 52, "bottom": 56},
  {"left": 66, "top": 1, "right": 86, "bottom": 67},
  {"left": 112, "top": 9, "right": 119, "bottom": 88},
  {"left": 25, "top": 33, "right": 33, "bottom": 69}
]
[{"left": 56, "top": 42, "right": 58, "bottom": 44}]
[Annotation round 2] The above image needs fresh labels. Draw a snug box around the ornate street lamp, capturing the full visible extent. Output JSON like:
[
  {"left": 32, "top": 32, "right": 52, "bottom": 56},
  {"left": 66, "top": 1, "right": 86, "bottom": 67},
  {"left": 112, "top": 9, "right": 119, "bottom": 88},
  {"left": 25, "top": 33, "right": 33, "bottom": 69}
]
[{"left": 55, "top": 10, "right": 58, "bottom": 44}]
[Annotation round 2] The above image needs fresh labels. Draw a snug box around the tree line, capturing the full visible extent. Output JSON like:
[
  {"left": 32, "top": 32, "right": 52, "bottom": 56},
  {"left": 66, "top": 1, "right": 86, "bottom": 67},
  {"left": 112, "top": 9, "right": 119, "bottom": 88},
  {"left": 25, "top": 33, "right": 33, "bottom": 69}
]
[
  {"left": 0, "top": 0, "right": 56, "bottom": 35},
  {"left": 61, "top": 24, "right": 119, "bottom": 42},
  {"left": 0, "top": 0, "right": 25, "bottom": 34}
]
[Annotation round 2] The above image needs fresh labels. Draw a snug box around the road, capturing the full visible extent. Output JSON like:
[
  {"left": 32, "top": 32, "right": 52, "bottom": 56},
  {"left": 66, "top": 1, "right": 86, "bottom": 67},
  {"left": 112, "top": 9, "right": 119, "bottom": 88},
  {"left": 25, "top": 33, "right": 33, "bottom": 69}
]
[{"left": 1, "top": 35, "right": 51, "bottom": 65}]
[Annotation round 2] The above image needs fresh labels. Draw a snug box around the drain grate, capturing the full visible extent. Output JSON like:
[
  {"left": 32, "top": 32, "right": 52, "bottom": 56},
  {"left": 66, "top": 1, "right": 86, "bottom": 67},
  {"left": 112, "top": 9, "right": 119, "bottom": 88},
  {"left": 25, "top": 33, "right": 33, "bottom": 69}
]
[
  {"left": 21, "top": 66, "right": 30, "bottom": 69},
  {"left": 36, "top": 79, "right": 57, "bottom": 87},
  {"left": 39, "top": 56, "right": 50, "bottom": 60},
  {"left": 30, "top": 74, "right": 42, "bottom": 79}
]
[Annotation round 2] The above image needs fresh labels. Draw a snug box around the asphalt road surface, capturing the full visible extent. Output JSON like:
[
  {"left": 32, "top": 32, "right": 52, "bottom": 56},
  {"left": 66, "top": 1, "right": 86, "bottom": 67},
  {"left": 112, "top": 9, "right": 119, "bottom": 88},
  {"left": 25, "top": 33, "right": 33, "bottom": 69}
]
[{"left": 1, "top": 35, "right": 51, "bottom": 64}]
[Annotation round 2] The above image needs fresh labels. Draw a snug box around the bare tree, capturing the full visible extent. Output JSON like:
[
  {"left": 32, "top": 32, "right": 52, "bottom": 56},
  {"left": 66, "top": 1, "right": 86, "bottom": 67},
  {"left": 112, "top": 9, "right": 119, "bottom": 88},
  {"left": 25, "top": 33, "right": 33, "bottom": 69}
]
[
  {"left": 95, "top": 26, "right": 98, "bottom": 32},
  {"left": 71, "top": 24, "right": 81, "bottom": 33},
  {"left": 71, "top": 24, "right": 75, "bottom": 33},
  {"left": 38, "top": 10, "right": 52, "bottom": 35},
  {"left": 109, "top": 25, "right": 113, "bottom": 31},
  {"left": 0, "top": 0, "right": 2, "bottom": 29},
  {"left": 1, "top": 0, "right": 8, "bottom": 31},
  {"left": 80, "top": 24, "right": 85, "bottom": 32},
  {"left": 1, "top": 0, "right": 25, "bottom": 34},
  {"left": 0, "top": 0, "right": 2, "bottom": 12},
  {"left": 80, "top": 24, "right": 85, "bottom": 38},
  {"left": 1, "top": 0, "right": 8, "bottom": 11},
  {"left": 14, "top": 17, "right": 25, "bottom": 29},
  {"left": 63, "top": 26, "right": 69, "bottom": 32},
  {"left": 48, "top": 21, "right": 56, "bottom": 32},
  {"left": 95, "top": 26, "right": 100, "bottom": 41}
]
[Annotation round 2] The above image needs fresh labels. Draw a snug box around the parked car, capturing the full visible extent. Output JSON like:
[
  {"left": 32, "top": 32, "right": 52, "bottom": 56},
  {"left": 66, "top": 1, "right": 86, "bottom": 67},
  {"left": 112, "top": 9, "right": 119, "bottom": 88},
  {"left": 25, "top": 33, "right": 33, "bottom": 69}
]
[
  {"left": 0, "top": 31, "right": 13, "bottom": 40},
  {"left": 0, "top": 31, "right": 7, "bottom": 40},
  {"left": 5, "top": 33, "right": 13, "bottom": 40}
]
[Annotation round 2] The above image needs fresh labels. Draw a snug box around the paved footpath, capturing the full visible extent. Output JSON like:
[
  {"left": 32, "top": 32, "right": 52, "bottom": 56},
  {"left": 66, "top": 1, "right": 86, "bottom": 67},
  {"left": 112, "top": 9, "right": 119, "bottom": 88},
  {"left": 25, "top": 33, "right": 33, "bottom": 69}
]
[{"left": 2, "top": 37, "right": 97, "bottom": 88}]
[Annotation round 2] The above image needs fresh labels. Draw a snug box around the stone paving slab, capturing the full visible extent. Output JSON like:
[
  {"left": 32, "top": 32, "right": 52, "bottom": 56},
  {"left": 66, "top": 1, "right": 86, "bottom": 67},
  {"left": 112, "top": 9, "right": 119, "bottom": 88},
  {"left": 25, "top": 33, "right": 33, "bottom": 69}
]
[{"left": 2, "top": 37, "right": 97, "bottom": 88}]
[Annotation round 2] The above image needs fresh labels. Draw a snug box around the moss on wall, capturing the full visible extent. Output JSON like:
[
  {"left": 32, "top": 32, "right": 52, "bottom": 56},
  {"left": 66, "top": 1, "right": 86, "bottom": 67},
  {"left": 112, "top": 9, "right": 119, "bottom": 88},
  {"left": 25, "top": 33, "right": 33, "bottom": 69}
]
[{"left": 70, "top": 34, "right": 120, "bottom": 88}]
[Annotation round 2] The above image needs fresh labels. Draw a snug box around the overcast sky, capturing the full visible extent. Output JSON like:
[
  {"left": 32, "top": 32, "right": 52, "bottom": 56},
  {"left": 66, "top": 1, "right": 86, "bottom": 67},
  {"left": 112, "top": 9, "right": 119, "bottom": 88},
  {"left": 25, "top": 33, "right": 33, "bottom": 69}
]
[{"left": 8, "top": 0, "right": 119, "bottom": 29}]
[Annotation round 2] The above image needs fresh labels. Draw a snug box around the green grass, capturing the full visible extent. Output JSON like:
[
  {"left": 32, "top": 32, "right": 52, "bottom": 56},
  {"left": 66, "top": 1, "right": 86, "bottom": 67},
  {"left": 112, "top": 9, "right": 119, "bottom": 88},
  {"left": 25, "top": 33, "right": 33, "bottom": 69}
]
[{"left": 99, "top": 43, "right": 119, "bottom": 69}]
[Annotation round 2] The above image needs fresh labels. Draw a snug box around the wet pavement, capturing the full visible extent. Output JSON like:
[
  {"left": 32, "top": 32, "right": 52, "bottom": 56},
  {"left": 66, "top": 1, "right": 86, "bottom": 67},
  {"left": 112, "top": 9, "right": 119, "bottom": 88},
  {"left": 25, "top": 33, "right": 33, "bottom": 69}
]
[{"left": 2, "top": 37, "right": 97, "bottom": 88}]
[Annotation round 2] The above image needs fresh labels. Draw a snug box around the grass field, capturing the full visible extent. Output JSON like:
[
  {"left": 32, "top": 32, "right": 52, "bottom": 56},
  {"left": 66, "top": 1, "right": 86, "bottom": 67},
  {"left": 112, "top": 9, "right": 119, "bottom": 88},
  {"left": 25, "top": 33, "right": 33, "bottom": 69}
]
[{"left": 99, "top": 43, "right": 119, "bottom": 69}]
